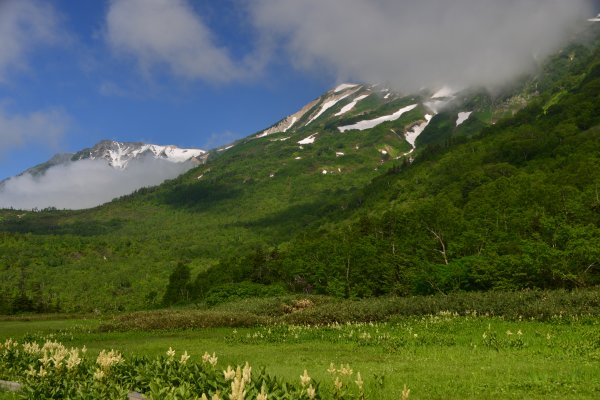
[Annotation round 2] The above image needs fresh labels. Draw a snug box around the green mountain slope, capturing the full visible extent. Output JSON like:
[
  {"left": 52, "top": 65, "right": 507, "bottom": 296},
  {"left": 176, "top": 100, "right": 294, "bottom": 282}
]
[
  {"left": 1, "top": 29, "right": 600, "bottom": 313},
  {"left": 0, "top": 86, "right": 432, "bottom": 311},
  {"left": 193, "top": 40, "right": 600, "bottom": 299}
]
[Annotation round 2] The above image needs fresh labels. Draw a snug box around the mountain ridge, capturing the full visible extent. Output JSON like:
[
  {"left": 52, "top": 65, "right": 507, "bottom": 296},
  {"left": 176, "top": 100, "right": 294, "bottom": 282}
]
[{"left": 19, "top": 140, "right": 207, "bottom": 178}]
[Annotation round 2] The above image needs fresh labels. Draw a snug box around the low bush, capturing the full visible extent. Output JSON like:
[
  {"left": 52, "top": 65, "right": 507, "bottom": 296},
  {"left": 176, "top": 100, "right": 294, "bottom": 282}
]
[
  {"left": 101, "top": 287, "right": 600, "bottom": 331},
  {"left": 100, "top": 310, "right": 267, "bottom": 332},
  {"left": 205, "top": 283, "right": 287, "bottom": 306}
]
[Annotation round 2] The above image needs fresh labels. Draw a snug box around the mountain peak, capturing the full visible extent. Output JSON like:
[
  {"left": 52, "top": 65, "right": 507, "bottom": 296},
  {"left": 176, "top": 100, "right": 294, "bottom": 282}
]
[
  {"left": 74, "top": 140, "right": 207, "bottom": 169},
  {"left": 256, "top": 83, "right": 370, "bottom": 138}
]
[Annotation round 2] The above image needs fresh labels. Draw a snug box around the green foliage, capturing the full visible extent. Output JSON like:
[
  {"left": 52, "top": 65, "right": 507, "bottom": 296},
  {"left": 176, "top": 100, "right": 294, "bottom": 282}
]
[
  {"left": 415, "top": 112, "right": 455, "bottom": 147},
  {"left": 162, "top": 264, "right": 192, "bottom": 306},
  {"left": 0, "top": 339, "right": 328, "bottom": 399},
  {"left": 100, "top": 309, "right": 267, "bottom": 331},
  {"left": 194, "top": 52, "right": 600, "bottom": 298},
  {"left": 102, "top": 288, "right": 600, "bottom": 331},
  {"left": 205, "top": 282, "right": 287, "bottom": 306}
]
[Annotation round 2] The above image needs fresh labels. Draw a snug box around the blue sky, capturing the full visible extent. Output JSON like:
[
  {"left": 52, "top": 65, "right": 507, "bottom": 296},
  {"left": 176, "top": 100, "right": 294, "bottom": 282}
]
[
  {"left": 0, "top": 0, "right": 333, "bottom": 180},
  {"left": 0, "top": 0, "right": 596, "bottom": 181}
]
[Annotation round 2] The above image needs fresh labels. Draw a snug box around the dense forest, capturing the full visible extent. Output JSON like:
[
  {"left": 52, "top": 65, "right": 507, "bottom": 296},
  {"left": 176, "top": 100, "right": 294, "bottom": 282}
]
[{"left": 193, "top": 103, "right": 600, "bottom": 302}]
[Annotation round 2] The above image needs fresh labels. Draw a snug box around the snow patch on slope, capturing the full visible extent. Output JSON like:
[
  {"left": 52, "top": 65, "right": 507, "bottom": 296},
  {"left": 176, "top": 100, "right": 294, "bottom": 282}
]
[
  {"left": 405, "top": 115, "right": 433, "bottom": 147},
  {"left": 307, "top": 92, "right": 354, "bottom": 125},
  {"left": 404, "top": 114, "right": 433, "bottom": 148},
  {"left": 256, "top": 98, "right": 320, "bottom": 138},
  {"left": 217, "top": 144, "right": 235, "bottom": 152},
  {"left": 338, "top": 104, "right": 418, "bottom": 132},
  {"left": 298, "top": 133, "right": 318, "bottom": 145},
  {"left": 270, "top": 136, "right": 290, "bottom": 142},
  {"left": 283, "top": 116, "right": 297, "bottom": 132},
  {"left": 456, "top": 112, "right": 473, "bottom": 126},
  {"left": 335, "top": 94, "right": 370, "bottom": 117}
]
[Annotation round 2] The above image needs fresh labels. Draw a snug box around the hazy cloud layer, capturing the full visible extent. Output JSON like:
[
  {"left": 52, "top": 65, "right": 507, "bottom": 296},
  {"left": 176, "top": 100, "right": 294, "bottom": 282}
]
[
  {"left": 0, "top": 0, "right": 61, "bottom": 82},
  {"left": 0, "top": 107, "right": 70, "bottom": 155},
  {"left": 0, "top": 158, "right": 195, "bottom": 210},
  {"left": 106, "top": 0, "right": 248, "bottom": 82},
  {"left": 203, "top": 130, "right": 242, "bottom": 149},
  {"left": 249, "top": 0, "right": 593, "bottom": 92}
]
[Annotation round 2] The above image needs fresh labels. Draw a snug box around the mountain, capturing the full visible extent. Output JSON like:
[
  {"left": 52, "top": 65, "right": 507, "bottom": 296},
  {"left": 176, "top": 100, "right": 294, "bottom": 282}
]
[
  {"left": 1, "top": 27, "right": 600, "bottom": 313},
  {"left": 254, "top": 82, "right": 488, "bottom": 150},
  {"left": 0, "top": 141, "right": 207, "bottom": 210},
  {"left": 72, "top": 140, "right": 208, "bottom": 168},
  {"left": 21, "top": 140, "right": 207, "bottom": 177}
]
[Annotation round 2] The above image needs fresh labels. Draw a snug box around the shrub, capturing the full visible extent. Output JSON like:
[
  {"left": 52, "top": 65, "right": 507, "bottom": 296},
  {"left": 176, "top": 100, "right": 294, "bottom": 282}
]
[{"left": 204, "top": 282, "right": 287, "bottom": 306}]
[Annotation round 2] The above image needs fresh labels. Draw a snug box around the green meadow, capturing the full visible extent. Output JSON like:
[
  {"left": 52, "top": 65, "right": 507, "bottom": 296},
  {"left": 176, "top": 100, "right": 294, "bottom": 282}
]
[{"left": 1, "top": 292, "right": 599, "bottom": 399}]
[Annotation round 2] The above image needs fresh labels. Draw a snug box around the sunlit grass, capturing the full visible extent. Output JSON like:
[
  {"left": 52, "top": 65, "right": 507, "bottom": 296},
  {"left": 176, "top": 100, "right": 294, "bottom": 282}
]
[{"left": 1, "top": 312, "right": 598, "bottom": 399}]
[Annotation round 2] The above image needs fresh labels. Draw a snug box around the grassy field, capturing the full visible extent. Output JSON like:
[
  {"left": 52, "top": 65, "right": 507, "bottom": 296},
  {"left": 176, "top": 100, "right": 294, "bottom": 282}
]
[{"left": 1, "top": 308, "right": 599, "bottom": 399}]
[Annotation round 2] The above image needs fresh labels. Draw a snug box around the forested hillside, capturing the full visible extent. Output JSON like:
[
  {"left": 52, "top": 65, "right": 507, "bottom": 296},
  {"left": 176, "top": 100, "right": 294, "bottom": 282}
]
[
  {"left": 175, "top": 35, "right": 600, "bottom": 303},
  {"left": 1, "top": 27, "right": 600, "bottom": 313}
]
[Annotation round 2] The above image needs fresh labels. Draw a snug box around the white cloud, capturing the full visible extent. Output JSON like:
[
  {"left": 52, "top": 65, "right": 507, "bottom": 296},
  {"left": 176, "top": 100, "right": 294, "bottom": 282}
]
[
  {"left": 249, "top": 0, "right": 593, "bottom": 92},
  {"left": 105, "top": 0, "right": 249, "bottom": 82},
  {"left": 0, "top": 0, "right": 62, "bottom": 82},
  {"left": 0, "top": 1, "right": 68, "bottom": 155},
  {"left": 98, "top": 81, "right": 130, "bottom": 98},
  {"left": 0, "top": 106, "right": 70, "bottom": 155},
  {"left": 0, "top": 157, "right": 195, "bottom": 210},
  {"left": 203, "top": 131, "right": 241, "bottom": 149}
]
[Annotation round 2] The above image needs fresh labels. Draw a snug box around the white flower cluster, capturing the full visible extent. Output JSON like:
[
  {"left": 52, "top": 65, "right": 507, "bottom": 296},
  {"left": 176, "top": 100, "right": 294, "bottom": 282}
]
[
  {"left": 202, "top": 351, "right": 218, "bottom": 366},
  {"left": 21, "top": 340, "right": 84, "bottom": 376},
  {"left": 94, "top": 349, "right": 123, "bottom": 380},
  {"left": 300, "top": 369, "right": 316, "bottom": 399}
]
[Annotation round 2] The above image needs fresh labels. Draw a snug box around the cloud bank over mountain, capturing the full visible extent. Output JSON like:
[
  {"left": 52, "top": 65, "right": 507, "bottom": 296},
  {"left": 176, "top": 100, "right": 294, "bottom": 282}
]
[
  {"left": 103, "top": 0, "right": 593, "bottom": 91},
  {"left": 249, "top": 0, "right": 593, "bottom": 92},
  {"left": 0, "top": 158, "right": 194, "bottom": 210}
]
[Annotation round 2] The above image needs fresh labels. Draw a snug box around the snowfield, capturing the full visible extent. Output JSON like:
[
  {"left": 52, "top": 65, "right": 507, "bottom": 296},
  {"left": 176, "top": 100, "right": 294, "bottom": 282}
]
[
  {"left": 307, "top": 93, "right": 354, "bottom": 125},
  {"left": 338, "top": 104, "right": 418, "bottom": 132},
  {"left": 456, "top": 112, "right": 473, "bottom": 126},
  {"left": 106, "top": 143, "right": 205, "bottom": 168},
  {"left": 298, "top": 133, "right": 318, "bottom": 145},
  {"left": 335, "top": 94, "right": 370, "bottom": 116},
  {"left": 405, "top": 115, "right": 433, "bottom": 147}
]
